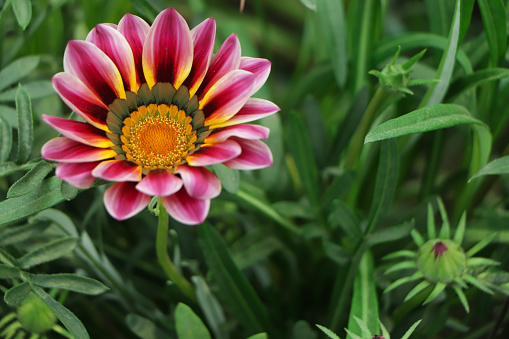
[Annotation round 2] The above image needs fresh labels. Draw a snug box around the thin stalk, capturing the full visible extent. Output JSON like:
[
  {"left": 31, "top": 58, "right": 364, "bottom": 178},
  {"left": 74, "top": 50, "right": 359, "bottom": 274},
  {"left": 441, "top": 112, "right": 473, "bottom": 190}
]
[
  {"left": 156, "top": 198, "right": 196, "bottom": 303},
  {"left": 344, "top": 86, "right": 389, "bottom": 169}
]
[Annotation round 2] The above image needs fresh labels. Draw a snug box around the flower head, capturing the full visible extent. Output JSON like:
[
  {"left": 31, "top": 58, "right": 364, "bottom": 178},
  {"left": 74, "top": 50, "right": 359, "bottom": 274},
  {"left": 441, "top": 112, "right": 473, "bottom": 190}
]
[{"left": 41, "top": 8, "right": 279, "bottom": 224}]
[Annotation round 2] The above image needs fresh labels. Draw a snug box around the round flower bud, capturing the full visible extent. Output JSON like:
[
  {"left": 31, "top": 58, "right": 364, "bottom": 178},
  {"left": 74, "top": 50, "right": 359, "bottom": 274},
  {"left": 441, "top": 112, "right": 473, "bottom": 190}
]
[
  {"left": 416, "top": 239, "right": 466, "bottom": 283},
  {"left": 17, "top": 293, "right": 57, "bottom": 333}
]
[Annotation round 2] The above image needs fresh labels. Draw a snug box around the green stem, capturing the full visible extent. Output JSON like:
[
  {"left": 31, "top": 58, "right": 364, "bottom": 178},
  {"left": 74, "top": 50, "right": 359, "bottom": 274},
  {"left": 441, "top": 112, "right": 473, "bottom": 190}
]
[
  {"left": 344, "top": 86, "right": 389, "bottom": 169},
  {"left": 156, "top": 198, "right": 197, "bottom": 302}
]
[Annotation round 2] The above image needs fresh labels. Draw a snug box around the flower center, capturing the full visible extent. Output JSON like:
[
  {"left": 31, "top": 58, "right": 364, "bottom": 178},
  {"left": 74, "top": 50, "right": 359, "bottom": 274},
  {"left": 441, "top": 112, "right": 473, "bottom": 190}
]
[{"left": 120, "top": 104, "right": 197, "bottom": 169}]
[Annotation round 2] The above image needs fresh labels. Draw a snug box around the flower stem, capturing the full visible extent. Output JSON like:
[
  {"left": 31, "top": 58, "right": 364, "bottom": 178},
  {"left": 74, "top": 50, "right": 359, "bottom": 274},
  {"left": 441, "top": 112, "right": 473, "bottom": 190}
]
[{"left": 156, "top": 198, "right": 197, "bottom": 302}]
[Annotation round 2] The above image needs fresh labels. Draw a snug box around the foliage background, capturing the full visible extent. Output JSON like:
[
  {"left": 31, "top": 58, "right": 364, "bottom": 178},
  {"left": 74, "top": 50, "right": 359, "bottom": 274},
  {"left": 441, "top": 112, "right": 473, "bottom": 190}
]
[{"left": 1, "top": 0, "right": 509, "bottom": 338}]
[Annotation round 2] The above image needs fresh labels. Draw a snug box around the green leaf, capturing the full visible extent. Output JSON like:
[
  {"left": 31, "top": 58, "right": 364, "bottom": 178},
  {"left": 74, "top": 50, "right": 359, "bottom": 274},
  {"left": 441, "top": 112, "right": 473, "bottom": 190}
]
[
  {"left": 316, "top": 324, "right": 341, "bottom": 339},
  {"left": 0, "top": 264, "right": 21, "bottom": 279},
  {"left": 400, "top": 320, "right": 422, "bottom": 339},
  {"left": 198, "top": 223, "right": 272, "bottom": 336},
  {"left": 365, "top": 104, "right": 486, "bottom": 143},
  {"left": 175, "top": 303, "right": 211, "bottom": 339},
  {"left": 328, "top": 199, "right": 362, "bottom": 241},
  {"left": 367, "top": 220, "right": 414, "bottom": 246},
  {"left": 470, "top": 123, "right": 492, "bottom": 177},
  {"left": 0, "top": 105, "right": 18, "bottom": 128},
  {"left": 126, "top": 314, "right": 168, "bottom": 339},
  {"left": 423, "top": 281, "right": 446, "bottom": 304},
  {"left": 447, "top": 68, "right": 509, "bottom": 100},
  {"left": 231, "top": 234, "right": 283, "bottom": 270},
  {"left": 347, "top": 251, "right": 379, "bottom": 339},
  {"left": 366, "top": 139, "right": 399, "bottom": 233},
  {"left": 470, "top": 155, "right": 509, "bottom": 180},
  {"left": 30, "top": 284, "right": 89, "bottom": 339},
  {"left": 211, "top": 164, "right": 239, "bottom": 194},
  {"left": 0, "top": 161, "right": 20, "bottom": 177},
  {"left": 60, "top": 180, "right": 79, "bottom": 201},
  {"left": 15, "top": 84, "right": 33, "bottom": 163},
  {"left": 129, "top": 0, "right": 158, "bottom": 21},
  {"left": 421, "top": 0, "right": 461, "bottom": 105},
  {"left": 0, "top": 221, "right": 50, "bottom": 246},
  {"left": 0, "top": 80, "right": 55, "bottom": 102},
  {"left": 477, "top": 0, "right": 506, "bottom": 66},
  {"left": 7, "top": 160, "right": 53, "bottom": 198},
  {"left": 17, "top": 237, "right": 77, "bottom": 269},
  {"left": 12, "top": 0, "right": 32, "bottom": 30},
  {"left": 0, "top": 56, "right": 40, "bottom": 93},
  {"left": 0, "top": 118, "right": 12, "bottom": 162},
  {"left": 323, "top": 241, "right": 350, "bottom": 265},
  {"left": 4, "top": 281, "right": 31, "bottom": 306},
  {"left": 29, "top": 273, "right": 109, "bottom": 295},
  {"left": 191, "top": 276, "right": 227, "bottom": 339},
  {"left": 287, "top": 111, "right": 320, "bottom": 216},
  {"left": 322, "top": 171, "right": 355, "bottom": 209},
  {"left": 0, "top": 176, "right": 68, "bottom": 225},
  {"left": 293, "top": 320, "right": 318, "bottom": 339},
  {"left": 317, "top": 0, "right": 347, "bottom": 87}
]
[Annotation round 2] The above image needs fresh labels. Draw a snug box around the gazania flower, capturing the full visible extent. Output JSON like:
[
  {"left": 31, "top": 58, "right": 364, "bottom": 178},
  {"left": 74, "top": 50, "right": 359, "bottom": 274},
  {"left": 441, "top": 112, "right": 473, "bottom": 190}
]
[{"left": 41, "top": 8, "right": 278, "bottom": 224}]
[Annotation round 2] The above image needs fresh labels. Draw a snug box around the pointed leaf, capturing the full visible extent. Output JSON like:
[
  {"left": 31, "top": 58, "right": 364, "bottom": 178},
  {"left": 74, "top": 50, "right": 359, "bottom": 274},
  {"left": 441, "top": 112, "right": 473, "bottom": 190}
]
[
  {"left": 453, "top": 212, "right": 467, "bottom": 244},
  {"left": 466, "top": 233, "right": 496, "bottom": 257},
  {"left": 17, "top": 237, "right": 77, "bottom": 269},
  {"left": 246, "top": 334, "right": 268, "bottom": 339},
  {"left": 29, "top": 273, "right": 109, "bottom": 295},
  {"left": 299, "top": 0, "right": 316, "bottom": 11},
  {"left": 367, "top": 220, "right": 414, "bottom": 246},
  {"left": 470, "top": 156, "right": 509, "bottom": 180},
  {"left": 400, "top": 320, "right": 422, "bottom": 339},
  {"left": 423, "top": 281, "right": 446, "bottom": 304},
  {"left": 30, "top": 284, "right": 89, "bottom": 339},
  {"left": 198, "top": 222, "right": 272, "bottom": 336},
  {"left": 7, "top": 160, "right": 53, "bottom": 198},
  {"left": 192, "top": 276, "right": 227, "bottom": 339},
  {"left": 126, "top": 314, "right": 168, "bottom": 339},
  {"left": 0, "top": 264, "right": 21, "bottom": 279},
  {"left": 316, "top": 325, "right": 341, "bottom": 339},
  {"left": 365, "top": 104, "right": 486, "bottom": 143},
  {"left": 0, "top": 56, "right": 40, "bottom": 93},
  {"left": 0, "top": 221, "right": 50, "bottom": 246},
  {"left": 4, "top": 281, "right": 31, "bottom": 307},
  {"left": 15, "top": 84, "right": 33, "bottom": 163},
  {"left": 452, "top": 285, "right": 470, "bottom": 313},
  {"left": 175, "top": 303, "right": 211, "bottom": 339},
  {"left": 0, "top": 118, "right": 12, "bottom": 162},
  {"left": 477, "top": 0, "right": 506, "bottom": 66},
  {"left": 211, "top": 164, "right": 239, "bottom": 194},
  {"left": 328, "top": 200, "right": 363, "bottom": 240},
  {"left": 12, "top": 0, "right": 32, "bottom": 30},
  {"left": 437, "top": 198, "right": 450, "bottom": 239}
]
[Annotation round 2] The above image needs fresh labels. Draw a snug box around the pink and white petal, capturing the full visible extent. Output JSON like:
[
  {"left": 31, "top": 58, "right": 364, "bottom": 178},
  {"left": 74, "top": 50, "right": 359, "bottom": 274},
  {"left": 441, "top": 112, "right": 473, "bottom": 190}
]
[
  {"left": 104, "top": 182, "right": 151, "bottom": 220},
  {"left": 42, "top": 114, "right": 114, "bottom": 148},
  {"left": 55, "top": 161, "right": 100, "bottom": 189},
  {"left": 197, "top": 33, "right": 241, "bottom": 98},
  {"left": 161, "top": 189, "right": 210, "bottom": 225},
  {"left": 142, "top": 8, "right": 193, "bottom": 89},
  {"left": 200, "top": 70, "right": 256, "bottom": 127},
  {"left": 240, "top": 57, "right": 271, "bottom": 95},
  {"left": 86, "top": 24, "right": 139, "bottom": 92},
  {"left": 224, "top": 139, "right": 273, "bottom": 170},
  {"left": 183, "top": 18, "right": 216, "bottom": 97},
  {"left": 52, "top": 73, "right": 110, "bottom": 131},
  {"left": 205, "top": 124, "right": 269, "bottom": 144},
  {"left": 42, "top": 138, "right": 117, "bottom": 163},
  {"left": 118, "top": 14, "right": 150, "bottom": 85},
  {"left": 63, "top": 40, "right": 125, "bottom": 105},
  {"left": 213, "top": 98, "right": 280, "bottom": 128},
  {"left": 92, "top": 159, "right": 142, "bottom": 182},
  {"left": 136, "top": 169, "right": 182, "bottom": 196},
  {"left": 176, "top": 166, "right": 221, "bottom": 199},
  {"left": 185, "top": 140, "right": 241, "bottom": 167}
]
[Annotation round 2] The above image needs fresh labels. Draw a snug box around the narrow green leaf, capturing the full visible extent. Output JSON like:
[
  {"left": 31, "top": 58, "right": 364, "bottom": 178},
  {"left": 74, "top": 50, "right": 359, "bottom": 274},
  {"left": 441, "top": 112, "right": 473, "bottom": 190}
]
[
  {"left": 322, "top": 171, "right": 355, "bottom": 209},
  {"left": 0, "top": 105, "right": 18, "bottom": 128},
  {"left": 12, "top": 0, "right": 32, "bottom": 29},
  {"left": 17, "top": 237, "right": 77, "bottom": 269},
  {"left": 29, "top": 273, "right": 109, "bottom": 295},
  {"left": 7, "top": 160, "right": 53, "bottom": 198},
  {"left": 211, "top": 164, "right": 239, "bottom": 194},
  {"left": 382, "top": 250, "right": 416, "bottom": 260},
  {"left": 0, "top": 56, "right": 40, "bottom": 93},
  {"left": 437, "top": 198, "right": 450, "bottom": 239},
  {"left": 0, "top": 264, "right": 21, "bottom": 279},
  {"left": 231, "top": 235, "right": 283, "bottom": 270},
  {"left": 384, "top": 272, "right": 423, "bottom": 294},
  {"left": 293, "top": 321, "right": 318, "bottom": 339},
  {"left": 323, "top": 241, "right": 350, "bottom": 265},
  {"left": 175, "top": 303, "right": 211, "bottom": 339},
  {"left": 4, "top": 281, "right": 31, "bottom": 306},
  {"left": 463, "top": 275, "right": 493, "bottom": 294},
  {"left": 453, "top": 212, "right": 467, "bottom": 245},
  {"left": 365, "top": 104, "right": 486, "bottom": 143},
  {"left": 427, "top": 203, "right": 436, "bottom": 239},
  {"left": 470, "top": 156, "right": 509, "bottom": 180},
  {"left": 30, "top": 284, "right": 89, "bottom": 339},
  {"left": 379, "top": 321, "right": 390, "bottom": 339},
  {"left": 0, "top": 176, "right": 68, "bottom": 225},
  {"left": 317, "top": 0, "right": 347, "bottom": 87},
  {"left": 466, "top": 257, "right": 500, "bottom": 267},
  {"left": 347, "top": 251, "right": 379, "bottom": 339},
  {"left": 385, "top": 261, "right": 417, "bottom": 275},
  {"left": 288, "top": 111, "right": 320, "bottom": 215},
  {"left": 366, "top": 139, "right": 399, "bottom": 233},
  {"left": 477, "top": 0, "right": 506, "bottom": 66},
  {"left": 191, "top": 276, "right": 227, "bottom": 339},
  {"left": 447, "top": 68, "right": 509, "bottom": 100},
  {"left": 404, "top": 280, "right": 431, "bottom": 301},
  {"left": 0, "top": 161, "right": 21, "bottom": 177},
  {"left": 411, "top": 229, "right": 425, "bottom": 247},
  {"left": 198, "top": 223, "right": 272, "bottom": 336},
  {"left": 470, "top": 123, "right": 492, "bottom": 177},
  {"left": 316, "top": 325, "right": 341, "bottom": 339},
  {"left": 459, "top": 0, "right": 475, "bottom": 44},
  {"left": 466, "top": 233, "right": 496, "bottom": 257},
  {"left": 367, "top": 220, "right": 414, "bottom": 246},
  {"left": 0, "top": 118, "right": 12, "bottom": 162},
  {"left": 423, "top": 281, "right": 446, "bottom": 304},
  {"left": 15, "top": 84, "right": 33, "bottom": 163},
  {"left": 129, "top": 0, "right": 158, "bottom": 21},
  {"left": 452, "top": 285, "right": 470, "bottom": 313},
  {"left": 400, "top": 320, "right": 422, "bottom": 339},
  {"left": 421, "top": 0, "right": 461, "bottom": 105},
  {"left": 126, "top": 314, "right": 167, "bottom": 339},
  {"left": 0, "top": 221, "right": 50, "bottom": 246},
  {"left": 0, "top": 80, "right": 55, "bottom": 102}
]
